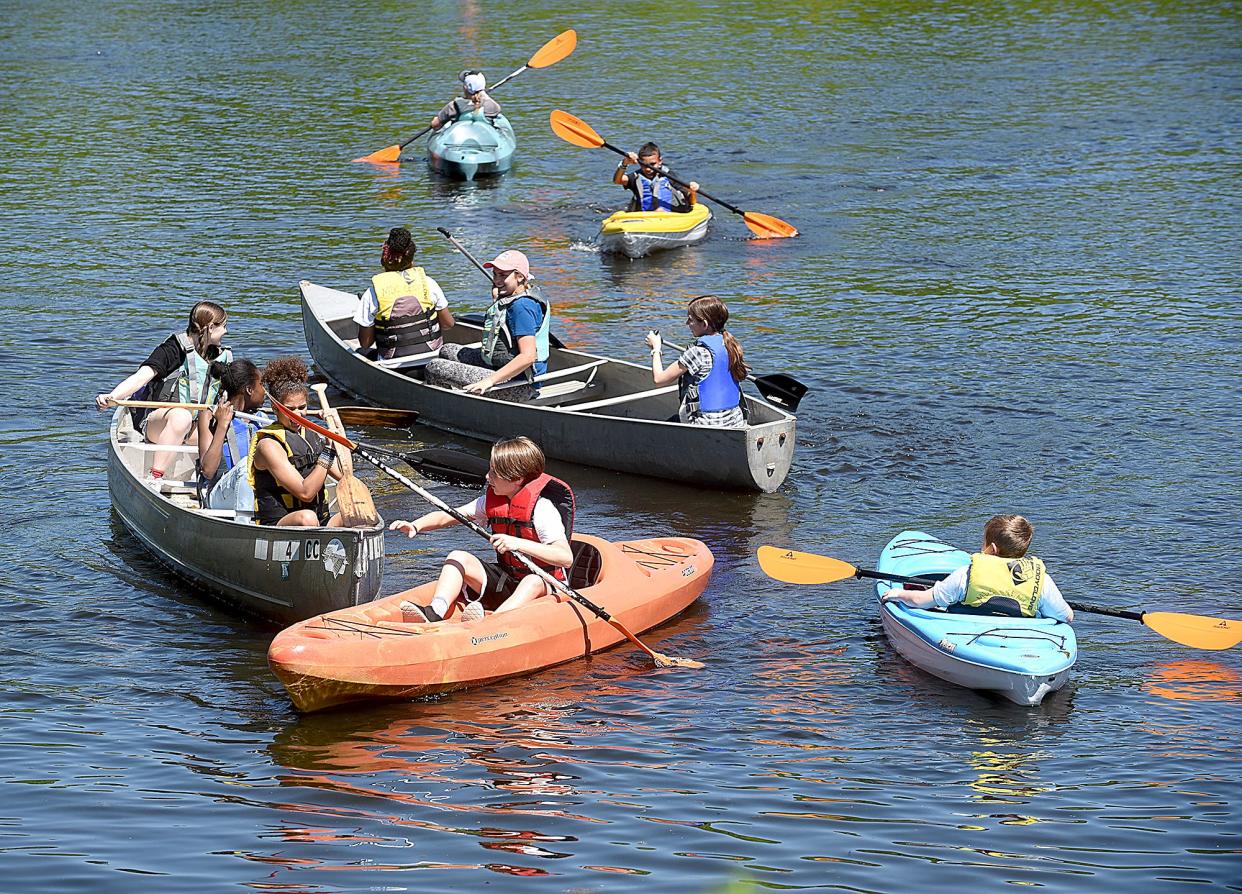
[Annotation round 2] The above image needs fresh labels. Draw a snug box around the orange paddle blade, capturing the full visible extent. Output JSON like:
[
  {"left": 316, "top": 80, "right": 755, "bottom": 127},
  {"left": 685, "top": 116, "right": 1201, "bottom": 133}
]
[
  {"left": 742, "top": 211, "right": 798, "bottom": 239},
  {"left": 550, "top": 109, "right": 604, "bottom": 148},
  {"left": 1144, "top": 612, "right": 1242, "bottom": 651},
  {"left": 757, "top": 546, "right": 858, "bottom": 586},
  {"left": 354, "top": 144, "right": 401, "bottom": 164},
  {"left": 529, "top": 29, "right": 577, "bottom": 68}
]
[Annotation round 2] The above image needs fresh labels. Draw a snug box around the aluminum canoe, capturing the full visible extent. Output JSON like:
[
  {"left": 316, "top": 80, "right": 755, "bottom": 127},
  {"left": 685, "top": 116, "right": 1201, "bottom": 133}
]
[
  {"left": 875, "top": 531, "right": 1077, "bottom": 706},
  {"left": 107, "top": 408, "right": 385, "bottom": 625},
  {"left": 300, "top": 280, "right": 796, "bottom": 492}
]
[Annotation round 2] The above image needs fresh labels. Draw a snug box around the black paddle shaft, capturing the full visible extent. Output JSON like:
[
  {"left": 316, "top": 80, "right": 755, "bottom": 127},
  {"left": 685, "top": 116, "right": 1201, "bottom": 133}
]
[
  {"left": 854, "top": 567, "right": 941, "bottom": 587},
  {"left": 353, "top": 445, "right": 618, "bottom": 623}
]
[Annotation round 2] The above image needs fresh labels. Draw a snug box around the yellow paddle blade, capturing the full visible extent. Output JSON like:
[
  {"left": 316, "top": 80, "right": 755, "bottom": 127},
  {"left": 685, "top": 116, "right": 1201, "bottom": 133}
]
[
  {"left": 529, "top": 29, "right": 576, "bottom": 68},
  {"left": 550, "top": 109, "right": 603, "bottom": 148},
  {"left": 1144, "top": 612, "right": 1242, "bottom": 651},
  {"left": 757, "top": 546, "right": 858, "bottom": 585},
  {"left": 354, "top": 144, "right": 401, "bottom": 164},
  {"left": 742, "top": 211, "right": 798, "bottom": 239}
]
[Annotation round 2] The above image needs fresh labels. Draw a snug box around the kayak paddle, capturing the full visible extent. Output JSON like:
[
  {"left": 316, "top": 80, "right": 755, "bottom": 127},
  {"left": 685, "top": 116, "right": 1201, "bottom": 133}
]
[
  {"left": 270, "top": 396, "right": 703, "bottom": 669},
  {"left": 354, "top": 30, "right": 578, "bottom": 164},
  {"left": 312, "top": 385, "right": 380, "bottom": 528},
  {"left": 661, "top": 337, "right": 807, "bottom": 412},
  {"left": 757, "top": 546, "right": 1242, "bottom": 651},
  {"left": 435, "top": 226, "right": 567, "bottom": 349},
  {"left": 106, "top": 397, "right": 419, "bottom": 429},
  {"left": 549, "top": 109, "right": 798, "bottom": 239}
]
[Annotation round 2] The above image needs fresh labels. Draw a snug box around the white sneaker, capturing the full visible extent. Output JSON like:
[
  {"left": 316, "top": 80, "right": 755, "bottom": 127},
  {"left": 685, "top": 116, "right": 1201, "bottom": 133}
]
[{"left": 143, "top": 475, "right": 165, "bottom": 493}]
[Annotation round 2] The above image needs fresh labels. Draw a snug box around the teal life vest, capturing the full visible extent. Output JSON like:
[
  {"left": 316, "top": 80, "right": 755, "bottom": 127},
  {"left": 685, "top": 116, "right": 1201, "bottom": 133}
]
[{"left": 481, "top": 291, "right": 551, "bottom": 383}]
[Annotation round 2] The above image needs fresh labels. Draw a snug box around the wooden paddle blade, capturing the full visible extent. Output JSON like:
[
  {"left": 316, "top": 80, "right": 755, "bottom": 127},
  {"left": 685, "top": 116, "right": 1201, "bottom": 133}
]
[
  {"left": 334, "top": 406, "right": 420, "bottom": 428},
  {"left": 550, "top": 109, "right": 603, "bottom": 148},
  {"left": 335, "top": 475, "right": 380, "bottom": 527},
  {"left": 757, "top": 546, "right": 858, "bottom": 585},
  {"left": 1144, "top": 612, "right": 1242, "bottom": 650},
  {"left": 754, "top": 373, "right": 808, "bottom": 412},
  {"left": 529, "top": 29, "right": 576, "bottom": 67},
  {"left": 353, "top": 144, "right": 402, "bottom": 164},
  {"left": 742, "top": 211, "right": 798, "bottom": 239}
]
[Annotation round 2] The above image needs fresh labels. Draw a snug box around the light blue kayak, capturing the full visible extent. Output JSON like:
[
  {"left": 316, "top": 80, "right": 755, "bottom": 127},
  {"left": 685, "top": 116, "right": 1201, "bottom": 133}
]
[
  {"left": 425, "top": 112, "right": 515, "bottom": 181},
  {"left": 875, "top": 530, "right": 1077, "bottom": 705}
]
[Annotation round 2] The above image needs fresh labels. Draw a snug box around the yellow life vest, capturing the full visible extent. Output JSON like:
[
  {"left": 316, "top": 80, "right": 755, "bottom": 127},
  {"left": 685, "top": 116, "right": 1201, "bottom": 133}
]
[
  {"left": 247, "top": 423, "right": 325, "bottom": 523},
  {"left": 962, "top": 553, "right": 1045, "bottom": 618},
  {"left": 371, "top": 268, "right": 441, "bottom": 359}
]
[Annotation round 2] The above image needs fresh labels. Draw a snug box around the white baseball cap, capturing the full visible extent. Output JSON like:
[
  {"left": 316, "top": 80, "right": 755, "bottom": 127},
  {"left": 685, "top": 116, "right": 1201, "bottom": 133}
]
[{"left": 462, "top": 72, "right": 486, "bottom": 95}]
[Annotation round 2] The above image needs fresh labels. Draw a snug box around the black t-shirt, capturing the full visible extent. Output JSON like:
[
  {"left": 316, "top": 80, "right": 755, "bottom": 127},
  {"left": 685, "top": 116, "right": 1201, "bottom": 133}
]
[{"left": 142, "top": 334, "right": 188, "bottom": 379}]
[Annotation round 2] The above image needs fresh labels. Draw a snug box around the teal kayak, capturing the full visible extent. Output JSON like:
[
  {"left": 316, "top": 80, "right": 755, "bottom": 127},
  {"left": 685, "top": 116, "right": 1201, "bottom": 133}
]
[
  {"left": 875, "top": 531, "right": 1077, "bottom": 705},
  {"left": 425, "top": 112, "right": 515, "bottom": 181}
]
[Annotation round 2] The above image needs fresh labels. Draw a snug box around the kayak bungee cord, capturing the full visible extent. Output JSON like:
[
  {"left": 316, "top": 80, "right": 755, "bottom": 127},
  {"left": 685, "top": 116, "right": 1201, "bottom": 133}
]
[{"left": 268, "top": 396, "right": 704, "bottom": 670}]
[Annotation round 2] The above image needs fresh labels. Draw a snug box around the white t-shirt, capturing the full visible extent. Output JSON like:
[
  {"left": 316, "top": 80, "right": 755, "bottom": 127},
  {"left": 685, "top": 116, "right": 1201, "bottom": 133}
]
[
  {"left": 929, "top": 565, "right": 1072, "bottom": 622},
  {"left": 354, "top": 274, "right": 449, "bottom": 328},
  {"left": 457, "top": 494, "right": 567, "bottom": 545}
]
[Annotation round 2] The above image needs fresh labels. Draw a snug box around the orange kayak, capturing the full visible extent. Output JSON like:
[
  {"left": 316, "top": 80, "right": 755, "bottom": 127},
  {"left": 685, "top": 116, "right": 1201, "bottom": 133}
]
[{"left": 268, "top": 533, "right": 713, "bottom": 712}]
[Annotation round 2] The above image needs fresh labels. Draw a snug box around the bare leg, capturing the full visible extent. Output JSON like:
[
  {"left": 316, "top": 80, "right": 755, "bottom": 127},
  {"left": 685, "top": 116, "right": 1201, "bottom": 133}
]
[
  {"left": 431, "top": 550, "right": 487, "bottom": 617},
  {"left": 277, "top": 509, "right": 321, "bottom": 527},
  {"left": 495, "top": 574, "right": 553, "bottom": 614},
  {"left": 144, "top": 407, "right": 196, "bottom": 475}
]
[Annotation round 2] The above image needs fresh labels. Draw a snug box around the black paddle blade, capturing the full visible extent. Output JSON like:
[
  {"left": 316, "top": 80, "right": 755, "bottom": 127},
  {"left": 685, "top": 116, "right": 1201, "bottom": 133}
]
[
  {"left": 402, "top": 448, "right": 489, "bottom": 487},
  {"left": 754, "top": 373, "right": 807, "bottom": 412}
]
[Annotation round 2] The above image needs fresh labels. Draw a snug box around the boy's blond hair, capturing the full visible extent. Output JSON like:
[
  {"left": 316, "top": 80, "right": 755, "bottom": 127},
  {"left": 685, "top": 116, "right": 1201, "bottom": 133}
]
[
  {"left": 490, "top": 436, "right": 545, "bottom": 484},
  {"left": 984, "top": 515, "right": 1034, "bottom": 558}
]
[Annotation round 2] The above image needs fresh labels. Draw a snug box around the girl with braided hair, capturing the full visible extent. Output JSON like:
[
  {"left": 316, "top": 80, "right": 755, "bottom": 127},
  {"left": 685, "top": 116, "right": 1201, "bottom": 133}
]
[
  {"left": 95, "top": 301, "right": 231, "bottom": 483},
  {"left": 248, "top": 358, "right": 344, "bottom": 528},
  {"left": 645, "top": 295, "right": 748, "bottom": 428},
  {"left": 354, "top": 226, "right": 454, "bottom": 365}
]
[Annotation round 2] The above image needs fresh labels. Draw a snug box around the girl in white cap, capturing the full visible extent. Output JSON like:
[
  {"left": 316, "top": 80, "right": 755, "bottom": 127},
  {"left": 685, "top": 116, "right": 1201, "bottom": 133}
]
[
  {"left": 424, "top": 249, "right": 553, "bottom": 401},
  {"left": 430, "top": 70, "right": 502, "bottom": 130}
]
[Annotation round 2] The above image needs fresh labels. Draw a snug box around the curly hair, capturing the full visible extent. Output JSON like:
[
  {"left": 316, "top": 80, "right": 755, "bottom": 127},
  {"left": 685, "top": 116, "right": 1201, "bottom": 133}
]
[
  {"left": 381, "top": 227, "right": 416, "bottom": 271},
  {"left": 261, "top": 357, "right": 309, "bottom": 402}
]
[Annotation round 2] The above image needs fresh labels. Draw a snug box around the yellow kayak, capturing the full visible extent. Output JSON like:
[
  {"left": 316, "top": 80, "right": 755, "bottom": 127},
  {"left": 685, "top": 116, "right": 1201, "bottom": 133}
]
[{"left": 598, "top": 203, "right": 712, "bottom": 258}]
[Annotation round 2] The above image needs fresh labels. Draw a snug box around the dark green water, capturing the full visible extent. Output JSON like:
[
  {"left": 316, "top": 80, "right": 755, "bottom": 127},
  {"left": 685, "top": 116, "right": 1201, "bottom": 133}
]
[{"left": 1, "top": 1, "right": 1239, "bottom": 891}]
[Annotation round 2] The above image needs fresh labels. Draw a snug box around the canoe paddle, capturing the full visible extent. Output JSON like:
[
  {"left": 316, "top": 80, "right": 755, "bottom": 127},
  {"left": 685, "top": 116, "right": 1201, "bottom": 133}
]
[
  {"left": 757, "top": 545, "right": 1242, "bottom": 651},
  {"left": 312, "top": 385, "right": 381, "bottom": 527},
  {"left": 658, "top": 336, "right": 807, "bottom": 412},
  {"left": 435, "top": 226, "right": 567, "bottom": 349},
  {"left": 353, "top": 30, "right": 578, "bottom": 165},
  {"left": 549, "top": 110, "right": 798, "bottom": 239},
  {"left": 106, "top": 397, "right": 419, "bottom": 429},
  {"left": 270, "top": 395, "right": 702, "bottom": 669}
]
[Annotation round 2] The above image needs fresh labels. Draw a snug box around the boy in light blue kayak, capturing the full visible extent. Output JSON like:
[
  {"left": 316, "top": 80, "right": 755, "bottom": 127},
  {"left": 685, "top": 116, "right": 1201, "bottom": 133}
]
[
  {"left": 614, "top": 142, "right": 699, "bottom": 212},
  {"left": 881, "top": 515, "right": 1074, "bottom": 622}
]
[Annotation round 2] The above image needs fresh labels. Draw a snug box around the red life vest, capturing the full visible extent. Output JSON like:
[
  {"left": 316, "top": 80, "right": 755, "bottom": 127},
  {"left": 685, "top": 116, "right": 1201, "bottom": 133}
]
[{"left": 483, "top": 473, "right": 575, "bottom": 581}]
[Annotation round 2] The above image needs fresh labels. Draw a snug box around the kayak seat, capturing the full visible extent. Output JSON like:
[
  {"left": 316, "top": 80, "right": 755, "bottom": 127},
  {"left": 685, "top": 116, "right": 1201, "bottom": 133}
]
[{"left": 568, "top": 540, "right": 603, "bottom": 590}]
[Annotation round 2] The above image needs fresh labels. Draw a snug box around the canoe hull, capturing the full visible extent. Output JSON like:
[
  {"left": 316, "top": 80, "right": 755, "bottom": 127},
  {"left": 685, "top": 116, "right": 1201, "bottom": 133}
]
[
  {"left": 425, "top": 114, "right": 515, "bottom": 180},
  {"left": 268, "top": 534, "right": 713, "bottom": 712},
  {"left": 875, "top": 531, "right": 1077, "bottom": 706},
  {"left": 300, "top": 281, "right": 796, "bottom": 491},
  {"left": 598, "top": 205, "right": 712, "bottom": 259},
  {"left": 107, "top": 410, "right": 384, "bottom": 625}
]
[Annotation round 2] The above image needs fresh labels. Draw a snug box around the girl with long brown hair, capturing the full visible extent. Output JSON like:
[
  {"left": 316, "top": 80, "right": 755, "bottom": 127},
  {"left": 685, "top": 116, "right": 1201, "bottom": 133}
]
[{"left": 645, "top": 295, "right": 748, "bottom": 428}]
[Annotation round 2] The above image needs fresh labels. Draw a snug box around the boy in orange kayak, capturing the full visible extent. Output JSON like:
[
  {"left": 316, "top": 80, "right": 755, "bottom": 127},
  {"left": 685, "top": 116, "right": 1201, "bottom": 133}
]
[
  {"left": 881, "top": 515, "right": 1074, "bottom": 622},
  {"left": 389, "top": 436, "right": 574, "bottom": 622},
  {"left": 614, "top": 141, "right": 699, "bottom": 212}
]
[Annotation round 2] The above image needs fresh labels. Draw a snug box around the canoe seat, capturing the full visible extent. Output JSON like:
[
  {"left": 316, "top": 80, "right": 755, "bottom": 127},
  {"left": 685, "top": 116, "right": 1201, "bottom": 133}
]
[
  {"left": 529, "top": 379, "right": 604, "bottom": 406},
  {"left": 568, "top": 541, "right": 603, "bottom": 589}
]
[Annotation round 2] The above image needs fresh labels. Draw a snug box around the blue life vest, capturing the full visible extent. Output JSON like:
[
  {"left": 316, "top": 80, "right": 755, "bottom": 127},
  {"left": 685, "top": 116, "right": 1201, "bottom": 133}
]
[
  {"left": 221, "top": 414, "right": 263, "bottom": 472},
  {"left": 694, "top": 333, "right": 741, "bottom": 413},
  {"left": 635, "top": 172, "right": 677, "bottom": 211}
]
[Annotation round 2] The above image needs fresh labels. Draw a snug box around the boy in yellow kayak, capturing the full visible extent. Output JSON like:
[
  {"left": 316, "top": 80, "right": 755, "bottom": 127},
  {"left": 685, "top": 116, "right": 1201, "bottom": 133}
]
[
  {"left": 881, "top": 515, "right": 1074, "bottom": 622},
  {"left": 389, "top": 436, "right": 574, "bottom": 622},
  {"left": 614, "top": 142, "right": 699, "bottom": 212}
]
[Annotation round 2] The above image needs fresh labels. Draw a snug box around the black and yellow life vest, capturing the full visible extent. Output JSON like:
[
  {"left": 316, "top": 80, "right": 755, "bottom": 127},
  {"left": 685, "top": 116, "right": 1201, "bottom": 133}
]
[
  {"left": 248, "top": 423, "right": 326, "bottom": 526},
  {"left": 372, "top": 267, "right": 442, "bottom": 360},
  {"left": 962, "top": 553, "right": 1045, "bottom": 618}
]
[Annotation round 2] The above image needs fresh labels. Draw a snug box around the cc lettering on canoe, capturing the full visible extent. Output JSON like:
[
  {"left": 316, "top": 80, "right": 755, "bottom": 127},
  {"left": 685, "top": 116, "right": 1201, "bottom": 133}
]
[{"left": 304, "top": 540, "right": 321, "bottom": 561}]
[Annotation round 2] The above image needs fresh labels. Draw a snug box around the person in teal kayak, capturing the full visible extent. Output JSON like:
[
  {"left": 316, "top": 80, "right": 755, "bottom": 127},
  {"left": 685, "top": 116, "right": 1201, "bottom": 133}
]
[
  {"left": 95, "top": 300, "right": 231, "bottom": 485},
  {"left": 881, "top": 515, "right": 1074, "bottom": 622},
  {"left": 195, "top": 359, "right": 268, "bottom": 510},
  {"left": 646, "top": 295, "right": 747, "bottom": 427},
  {"left": 424, "top": 249, "right": 551, "bottom": 401},
  {"left": 430, "top": 70, "right": 501, "bottom": 130},
  {"left": 389, "top": 436, "right": 575, "bottom": 623},
  {"left": 354, "top": 227, "right": 454, "bottom": 366},
  {"left": 614, "top": 142, "right": 699, "bottom": 212}
]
